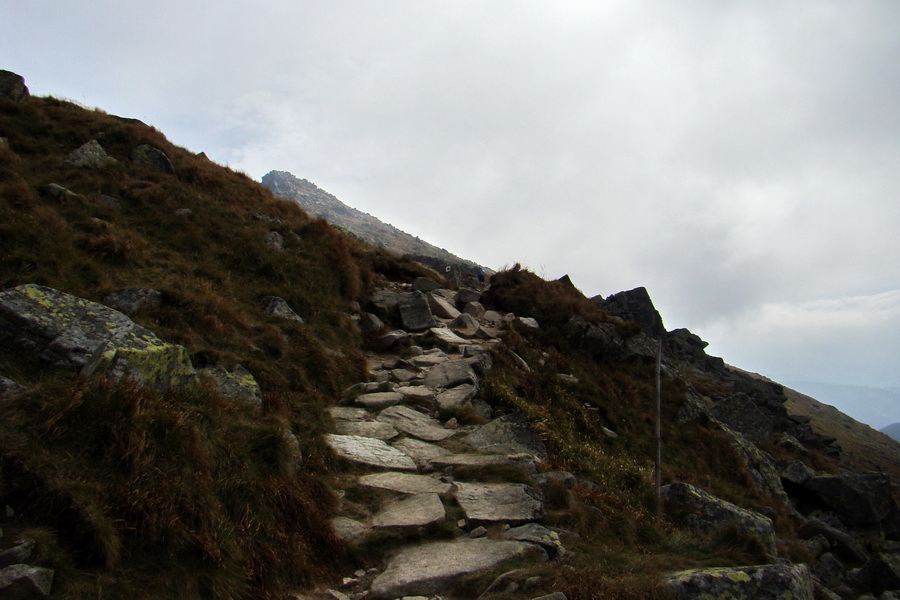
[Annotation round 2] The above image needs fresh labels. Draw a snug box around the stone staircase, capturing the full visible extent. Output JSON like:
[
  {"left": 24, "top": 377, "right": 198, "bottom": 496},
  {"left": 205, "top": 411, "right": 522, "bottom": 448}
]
[{"left": 308, "top": 282, "right": 569, "bottom": 600}]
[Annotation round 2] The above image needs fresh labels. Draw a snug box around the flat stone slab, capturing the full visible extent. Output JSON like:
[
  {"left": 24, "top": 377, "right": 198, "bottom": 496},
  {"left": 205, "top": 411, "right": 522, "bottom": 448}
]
[
  {"left": 395, "top": 386, "right": 435, "bottom": 403},
  {"left": 377, "top": 405, "right": 455, "bottom": 442},
  {"left": 329, "top": 406, "right": 370, "bottom": 421},
  {"left": 372, "top": 493, "right": 446, "bottom": 528},
  {"left": 429, "top": 453, "right": 533, "bottom": 471},
  {"left": 424, "top": 360, "right": 477, "bottom": 390},
  {"left": 665, "top": 564, "right": 814, "bottom": 600},
  {"left": 358, "top": 472, "right": 452, "bottom": 495},
  {"left": 436, "top": 384, "right": 477, "bottom": 415},
  {"left": 325, "top": 434, "right": 417, "bottom": 472},
  {"left": 429, "top": 327, "right": 468, "bottom": 346},
  {"left": 332, "top": 516, "right": 370, "bottom": 542},
  {"left": 393, "top": 438, "right": 454, "bottom": 470},
  {"left": 454, "top": 482, "right": 545, "bottom": 525},
  {"left": 411, "top": 354, "right": 450, "bottom": 367},
  {"left": 334, "top": 421, "right": 399, "bottom": 440},
  {"left": 464, "top": 413, "right": 548, "bottom": 460},
  {"left": 370, "top": 538, "right": 537, "bottom": 599},
  {"left": 355, "top": 392, "right": 404, "bottom": 409}
]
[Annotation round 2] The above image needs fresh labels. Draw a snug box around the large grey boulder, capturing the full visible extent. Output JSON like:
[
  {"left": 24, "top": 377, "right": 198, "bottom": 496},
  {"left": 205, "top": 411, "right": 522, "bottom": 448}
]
[
  {"left": 198, "top": 365, "right": 262, "bottom": 406},
  {"left": 325, "top": 434, "right": 417, "bottom": 471},
  {"left": 436, "top": 384, "right": 477, "bottom": 416},
  {"left": 802, "top": 473, "right": 896, "bottom": 526},
  {"left": 661, "top": 482, "right": 777, "bottom": 556},
  {"left": 665, "top": 564, "right": 813, "bottom": 600},
  {"left": 369, "top": 538, "right": 538, "bottom": 599},
  {"left": 454, "top": 482, "right": 545, "bottom": 525},
  {"left": 594, "top": 286, "right": 666, "bottom": 338},
  {"left": 0, "top": 70, "right": 29, "bottom": 102},
  {"left": 260, "top": 296, "right": 304, "bottom": 323},
  {"left": 371, "top": 493, "right": 446, "bottom": 528},
  {"left": 64, "top": 139, "right": 117, "bottom": 168},
  {"left": 464, "top": 413, "right": 548, "bottom": 461},
  {"left": 712, "top": 394, "right": 775, "bottom": 443},
  {"left": 0, "top": 564, "right": 54, "bottom": 599},
  {"left": 0, "top": 539, "right": 34, "bottom": 568},
  {"left": 0, "top": 284, "right": 194, "bottom": 391},
  {"left": 131, "top": 144, "right": 175, "bottom": 174},
  {"left": 424, "top": 359, "right": 477, "bottom": 390},
  {"left": 427, "top": 293, "right": 461, "bottom": 319},
  {"left": 377, "top": 405, "right": 455, "bottom": 442},
  {"left": 398, "top": 291, "right": 437, "bottom": 331},
  {"left": 368, "top": 289, "right": 399, "bottom": 322}
]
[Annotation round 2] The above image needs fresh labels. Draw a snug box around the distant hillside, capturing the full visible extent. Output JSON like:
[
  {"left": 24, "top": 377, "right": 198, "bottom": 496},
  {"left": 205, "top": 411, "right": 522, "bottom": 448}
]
[
  {"left": 261, "top": 170, "right": 484, "bottom": 274},
  {"left": 883, "top": 423, "right": 900, "bottom": 442},
  {"left": 784, "top": 380, "right": 900, "bottom": 430}
]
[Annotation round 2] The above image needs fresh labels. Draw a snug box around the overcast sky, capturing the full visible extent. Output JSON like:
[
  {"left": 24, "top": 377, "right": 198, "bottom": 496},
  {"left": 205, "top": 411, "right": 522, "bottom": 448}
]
[{"left": 3, "top": 1, "right": 899, "bottom": 427}]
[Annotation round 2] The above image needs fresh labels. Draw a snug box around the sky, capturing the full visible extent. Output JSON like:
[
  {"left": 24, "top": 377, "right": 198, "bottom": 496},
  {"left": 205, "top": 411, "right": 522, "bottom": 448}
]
[{"left": 3, "top": 1, "right": 899, "bottom": 427}]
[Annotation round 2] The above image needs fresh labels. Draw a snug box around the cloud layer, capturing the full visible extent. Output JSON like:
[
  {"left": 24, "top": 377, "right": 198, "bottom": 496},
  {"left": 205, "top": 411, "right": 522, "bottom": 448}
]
[{"left": 3, "top": 1, "right": 898, "bottom": 421}]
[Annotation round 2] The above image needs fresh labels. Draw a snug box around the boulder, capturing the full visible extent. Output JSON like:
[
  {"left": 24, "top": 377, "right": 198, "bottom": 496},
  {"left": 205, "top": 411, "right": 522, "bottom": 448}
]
[
  {"left": 370, "top": 538, "right": 537, "bottom": 599},
  {"left": 803, "top": 473, "right": 896, "bottom": 526},
  {"left": 391, "top": 438, "right": 453, "bottom": 471},
  {"left": 0, "top": 564, "right": 54, "bottom": 599},
  {"left": 665, "top": 564, "right": 813, "bottom": 600},
  {"left": 855, "top": 552, "right": 900, "bottom": 595},
  {"left": 0, "top": 377, "right": 25, "bottom": 399},
  {"left": 0, "top": 539, "right": 34, "bottom": 568},
  {"left": 130, "top": 144, "right": 175, "bottom": 174},
  {"left": 812, "top": 552, "right": 847, "bottom": 590},
  {"left": 334, "top": 421, "right": 399, "bottom": 440},
  {"left": 798, "top": 518, "right": 868, "bottom": 564},
  {"left": 0, "top": 284, "right": 194, "bottom": 391},
  {"left": 449, "top": 313, "right": 480, "bottom": 336},
  {"left": 711, "top": 394, "right": 775, "bottom": 443},
  {"left": 436, "top": 384, "right": 477, "bottom": 416},
  {"left": 355, "top": 392, "right": 403, "bottom": 410},
  {"left": 259, "top": 296, "right": 304, "bottom": 323},
  {"left": 358, "top": 312, "right": 384, "bottom": 334},
  {"left": 377, "top": 405, "right": 456, "bottom": 442},
  {"left": 462, "top": 301, "right": 486, "bottom": 319},
  {"left": 518, "top": 317, "right": 539, "bottom": 329},
  {"left": 0, "top": 70, "right": 29, "bottom": 102},
  {"left": 464, "top": 413, "right": 548, "bottom": 461},
  {"left": 424, "top": 359, "right": 477, "bottom": 390},
  {"left": 358, "top": 472, "right": 452, "bottom": 495},
  {"left": 329, "top": 406, "right": 370, "bottom": 421},
  {"left": 264, "top": 231, "right": 284, "bottom": 250},
  {"left": 368, "top": 289, "right": 399, "bottom": 322},
  {"left": 331, "top": 516, "right": 370, "bottom": 542},
  {"left": 325, "top": 434, "right": 418, "bottom": 471},
  {"left": 412, "top": 277, "right": 441, "bottom": 293},
  {"left": 64, "top": 139, "right": 117, "bottom": 168},
  {"left": 455, "top": 288, "right": 482, "bottom": 306},
  {"left": 427, "top": 294, "right": 461, "bottom": 319},
  {"left": 398, "top": 291, "right": 437, "bottom": 331},
  {"left": 503, "top": 523, "right": 566, "bottom": 558},
  {"left": 661, "top": 482, "right": 777, "bottom": 556},
  {"left": 430, "top": 453, "right": 537, "bottom": 474},
  {"left": 372, "top": 493, "right": 446, "bottom": 528},
  {"left": 454, "top": 482, "right": 546, "bottom": 525},
  {"left": 199, "top": 364, "right": 262, "bottom": 406},
  {"left": 372, "top": 330, "right": 409, "bottom": 350},
  {"left": 595, "top": 287, "right": 666, "bottom": 338},
  {"left": 428, "top": 327, "right": 468, "bottom": 347},
  {"left": 103, "top": 288, "right": 162, "bottom": 314},
  {"left": 42, "top": 183, "right": 77, "bottom": 200}
]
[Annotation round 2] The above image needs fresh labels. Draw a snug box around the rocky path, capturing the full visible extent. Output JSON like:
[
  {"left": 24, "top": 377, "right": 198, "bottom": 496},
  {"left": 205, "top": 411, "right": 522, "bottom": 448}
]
[{"left": 306, "top": 281, "right": 569, "bottom": 600}]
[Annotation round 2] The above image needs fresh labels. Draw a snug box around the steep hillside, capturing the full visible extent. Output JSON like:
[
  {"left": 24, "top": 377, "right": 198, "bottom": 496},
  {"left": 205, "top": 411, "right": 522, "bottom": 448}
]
[
  {"left": 261, "top": 170, "right": 485, "bottom": 276},
  {"left": 2, "top": 71, "right": 899, "bottom": 600},
  {"left": 784, "top": 381, "right": 900, "bottom": 431}
]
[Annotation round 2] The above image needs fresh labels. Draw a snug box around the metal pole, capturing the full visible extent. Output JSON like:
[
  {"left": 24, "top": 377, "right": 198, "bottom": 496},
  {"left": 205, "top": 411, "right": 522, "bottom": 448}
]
[{"left": 655, "top": 338, "right": 662, "bottom": 518}]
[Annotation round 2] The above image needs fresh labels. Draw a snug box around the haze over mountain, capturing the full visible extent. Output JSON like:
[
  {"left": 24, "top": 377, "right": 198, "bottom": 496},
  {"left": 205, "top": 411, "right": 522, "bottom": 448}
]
[
  {"left": 785, "top": 381, "right": 900, "bottom": 431},
  {"left": 883, "top": 423, "right": 900, "bottom": 443}
]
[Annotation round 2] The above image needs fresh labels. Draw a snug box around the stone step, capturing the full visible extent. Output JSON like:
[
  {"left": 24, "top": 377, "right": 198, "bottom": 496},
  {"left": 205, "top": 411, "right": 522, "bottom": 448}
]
[
  {"left": 326, "top": 434, "right": 417, "bottom": 472},
  {"left": 377, "top": 405, "right": 456, "bottom": 442},
  {"left": 371, "top": 493, "right": 446, "bottom": 529},
  {"left": 454, "top": 482, "right": 546, "bottom": 526},
  {"left": 358, "top": 472, "right": 452, "bottom": 495}
]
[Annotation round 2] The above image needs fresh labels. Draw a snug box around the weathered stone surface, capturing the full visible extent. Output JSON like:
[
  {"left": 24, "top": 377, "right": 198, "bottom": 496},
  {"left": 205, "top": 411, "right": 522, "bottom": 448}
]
[
  {"left": 42, "top": 183, "right": 77, "bottom": 200},
  {"left": 430, "top": 453, "right": 535, "bottom": 472},
  {"left": 331, "top": 516, "right": 370, "bottom": 542},
  {"left": 503, "top": 523, "right": 565, "bottom": 558},
  {"left": 369, "top": 289, "right": 399, "bottom": 321},
  {"left": 448, "top": 313, "right": 480, "bottom": 336},
  {"left": 856, "top": 552, "right": 900, "bottom": 595},
  {"left": 428, "top": 327, "right": 468, "bottom": 346},
  {"left": 103, "top": 288, "right": 162, "bottom": 315},
  {"left": 456, "top": 288, "right": 482, "bottom": 306},
  {"left": 0, "top": 377, "right": 24, "bottom": 399},
  {"left": 260, "top": 296, "right": 304, "bottom": 323},
  {"left": 199, "top": 365, "right": 262, "bottom": 406},
  {"left": 464, "top": 413, "right": 548, "bottom": 461},
  {"left": 358, "top": 472, "right": 452, "bottom": 495},
  {"left": 812, "top": 552, "right": 847, "bottom": 590},
  {"left": 392, "top": 438, "right": 453, "bottom": 470},
  {"left": 0, "top": 284, "right": 194, "bottom": 390},
  {"left": 358, "top": 312, "right": 384, "bottom": 334},
  {"left": 398, "top": 291, "right": 437, "bottom": 331},
  {"left": 454, "top": 482, "right": 545, "bottom": 525},
  {"left": 370, "top": 538, "right": 536, "bottom": 599},
  {"left": 377, "top": 405, "right": 455, "bottom": 442},
  {"left": 518, "top": 316, "right": 539, "bottom": 329},
  {"left": 0, "top": 563, "right": 54, "bottom": 599},
  {"left": 131, "top": 144, "right": 175, "bottom": 174},
  {"left": 412, "top": 277, "right": 441, "bottom": 293},
  {"left": 329, "top": 406, "right": 370, "bottom": 421},
  {"left": 372, "top": 493, "right": 446, "bottom": 528},
  {"left": 391, "top": 368, "right": 421, "bottom": 383},
  {"left": 355, "top": 392, "right": 404, "bottom": 410},
  {"left": 436, "top": 384, "right": 477, "bottom": 415},
  {"left": 595, "top": 287, "right": 666, "bottom": 338},
  {"left": 665, "top": 564, "right": 813, "bottom": 600},
  {"left": 0, "top": 539, "right": 34, "bottom": 568},
  {"left": 395, "top": 385, "right": 435, "bottom": 404},
  {"left": 412, "top": 352, "right": 449, "bottom": 367},
  {"left": 325, "top": 434, "right": 417, "bottom": 471},
  {"left": 424, "top": 359, "right": 477, "bottom": 390},
  {"left": 64, "top": 139, "right": 117, "bottom": 168},
  {"left": 0, "top": 70, "right": 29, "bottom": 102},
  {"left": 372, "top": 330, "right": 409, "bottom": 350},
  {"left": 334, "top": 421, "right": 399, "bottom": 440},
  {"left": 661, "top": 482, "right": 777, "bottom": 556},
  {"left": 427, "top": 294, "right": 461, "bottom": 319},
  {"left": 797, "top": 518, "right": 868, "bottom": 564},
  {"left": 712, "top": 394, "right": 775, "bottom": 443},
  {"left": 779, "top": 459, "right": 815, "bottom": 486},
  {"left": 803, "top": 473, "right": 896, "bottom": 526},
  {"left": 265, "top": 231, "right": 284, "bottom": 250}
]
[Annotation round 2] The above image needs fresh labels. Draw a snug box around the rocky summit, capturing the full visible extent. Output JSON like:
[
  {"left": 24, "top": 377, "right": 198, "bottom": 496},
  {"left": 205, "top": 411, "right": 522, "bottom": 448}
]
[{"left": 1, "top": 69, "right": 899, "bottom": 600}]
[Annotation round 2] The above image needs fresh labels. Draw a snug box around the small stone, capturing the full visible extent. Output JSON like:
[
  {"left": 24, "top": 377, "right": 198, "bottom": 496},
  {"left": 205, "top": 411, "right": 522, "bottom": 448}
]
[{"left": 470, "top": 526, "right": 488, "bottom": 538}]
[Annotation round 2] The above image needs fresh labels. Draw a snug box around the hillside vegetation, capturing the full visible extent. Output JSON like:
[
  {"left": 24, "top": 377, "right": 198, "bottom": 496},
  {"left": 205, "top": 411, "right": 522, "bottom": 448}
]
[{"left": 1, "top": 74, "right": 898, "bottom": 600}]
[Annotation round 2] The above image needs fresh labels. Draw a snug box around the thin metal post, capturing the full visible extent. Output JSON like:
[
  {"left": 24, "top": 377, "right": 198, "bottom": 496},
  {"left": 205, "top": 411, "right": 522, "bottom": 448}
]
[{"left": 655, "top": 338, "right": 662, "bottom": 518}]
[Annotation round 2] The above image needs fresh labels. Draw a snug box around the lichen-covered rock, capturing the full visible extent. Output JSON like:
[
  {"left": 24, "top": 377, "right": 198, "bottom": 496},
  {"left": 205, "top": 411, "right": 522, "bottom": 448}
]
[
  {"left": 64, "top": 139, "right": 117, "bottom": 168},
  {"left": 198, "top": 364, "right": 262, "bottom": 406},
  {"left": 131, "top": 144, "right": 175, "bottom": 174},
  {"left": 665, "top": 564, "right": 813, "bottom": 600},
  {"left": 503, "top": 523, "right": 566, "bottom": 558},
  {"left": 662, "top": 482, "right": 777, "bottom": 556},
  {"left": 0, "top": 284, "right": 194, "bottom": 390}
]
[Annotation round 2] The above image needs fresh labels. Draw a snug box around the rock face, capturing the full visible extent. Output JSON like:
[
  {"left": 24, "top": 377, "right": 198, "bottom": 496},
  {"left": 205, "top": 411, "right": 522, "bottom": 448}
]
[
  {"left": 0, "top": 69, "right": 29, "bottom": 102},
  {"left": 802, "top": 473, "right": 896, "bottom": 526},
  {"left": 0, "top": 284, "right": 194, "bottom": 391},
  {"left": 666, "top": 564, "right": 813, "bottom": 600},
  {"left": 131, "top": 144, "right": 175, "bottom": 174},
  {"left": 594, "top": 286, "right": 666, "bottom": 338},
  {"left": 464, "top": 413, "right": 548, "bottom": 461},
  {"left": 661, "top": 482, "right": 777, "bottom": 556},
  {"left": 369, "top": 538, "right": 536, "bottom": 599},
  {"left": 398, "top": 291, "right": 437, "bottom": 331}
]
